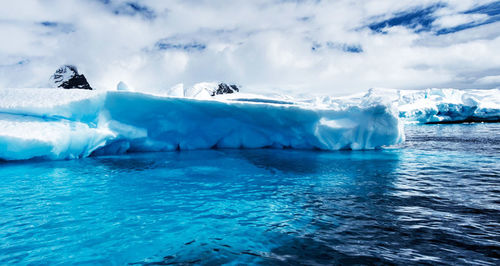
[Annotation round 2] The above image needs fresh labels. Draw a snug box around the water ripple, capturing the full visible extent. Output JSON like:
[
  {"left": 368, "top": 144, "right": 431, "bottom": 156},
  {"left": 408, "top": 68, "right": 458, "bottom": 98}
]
[{"left": 0, "top": 124, "right": 499, "bottom": 264}]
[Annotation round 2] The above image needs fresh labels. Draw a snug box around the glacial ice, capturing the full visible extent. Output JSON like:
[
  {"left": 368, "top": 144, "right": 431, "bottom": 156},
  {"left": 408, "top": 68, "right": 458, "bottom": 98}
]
[{"left": 0, "top": 88, "right": 403, "bottom": 161}]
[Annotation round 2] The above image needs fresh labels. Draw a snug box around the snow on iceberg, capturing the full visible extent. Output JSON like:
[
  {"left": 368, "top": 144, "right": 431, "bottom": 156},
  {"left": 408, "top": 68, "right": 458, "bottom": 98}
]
[
  {"left": 0, "top": 88, "right": 403, "bottom": 161},
  {"left": 165, "top": 82, "right": 241, "bottom": 99}
]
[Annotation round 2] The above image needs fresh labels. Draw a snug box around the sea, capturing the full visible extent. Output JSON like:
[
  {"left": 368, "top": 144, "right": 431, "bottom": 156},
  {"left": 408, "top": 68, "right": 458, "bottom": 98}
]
[{"left": 1, "top": 123, "right": 499, "bottom": 265}]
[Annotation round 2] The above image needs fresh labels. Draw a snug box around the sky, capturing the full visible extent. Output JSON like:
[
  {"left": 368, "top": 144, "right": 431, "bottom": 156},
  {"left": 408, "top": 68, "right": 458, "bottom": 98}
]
[{"left": 0, "top": 0, "right": 499, "bottom": 96}]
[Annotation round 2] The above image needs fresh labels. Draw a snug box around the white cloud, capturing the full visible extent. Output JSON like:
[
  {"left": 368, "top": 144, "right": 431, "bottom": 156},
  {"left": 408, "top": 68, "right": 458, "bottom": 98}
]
[
  {"left": 432, "top": 13, "right": 488, "bottom": 28},
  {"left": 477, "top": 75, "right": 500, "bottom": 84},
  {"left": 0, "top": 0, "right": 499, "bottom": 96}
]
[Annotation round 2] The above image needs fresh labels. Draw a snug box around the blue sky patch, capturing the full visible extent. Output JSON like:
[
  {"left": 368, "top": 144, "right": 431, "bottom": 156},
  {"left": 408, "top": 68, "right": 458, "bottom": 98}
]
[
  {"left": 113, "top": 2, "right": 156, "bottom": 20},
  {"left": 465, "top": 1, "right": 500, "bottom": 16},
  {"left": 436, "top": 1, "right": 500, "bottom": 35},
  {"left": 312, "top": 42, "right": 363, "bottom": 53},
  {"left": 155, "top": 40, "right": 206, "bottom": 52},
  {"left": 17, "top": 59, "right": 29, "bottom": 65},
  {"left": 40, "top": 21, "right": 58, "bottom": 27},
  {"left": 368, "top": 2, "right": 500, "bottom": 36},
  {"left": 39, "top": 21, "right": 74, "bottom": 33},
  {"left": 298, "top": 16, "right": 313, "bottom": 22},
  {"left": 311, "top": 42, "right": 321, "bottom": 51},
  {"left": 368, "top": 4, "right": 444, "bottom": 33}
]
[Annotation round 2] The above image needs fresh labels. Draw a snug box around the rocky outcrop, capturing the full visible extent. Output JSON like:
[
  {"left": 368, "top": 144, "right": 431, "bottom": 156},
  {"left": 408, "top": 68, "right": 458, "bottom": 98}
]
[
  {"left": 212, "top": 83, "right": 239, "bottom": 96},
  {"left": 50, "top": 65, "right": 93, "bottom": 90}
]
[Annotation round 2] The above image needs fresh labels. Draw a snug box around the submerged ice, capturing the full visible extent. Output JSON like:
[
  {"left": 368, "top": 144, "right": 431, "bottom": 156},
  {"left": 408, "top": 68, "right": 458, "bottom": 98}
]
[{"left": 0, "top": 88, "right": 403, "bottom": 161}]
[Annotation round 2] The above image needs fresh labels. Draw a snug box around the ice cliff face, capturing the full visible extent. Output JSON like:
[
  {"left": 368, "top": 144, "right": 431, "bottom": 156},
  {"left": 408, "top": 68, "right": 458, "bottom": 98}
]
[
  {"left": 0, "top": 88, "right": 403, "bottom": 161},
  {"left": 50, "top": 65, "right": 93, "bottom": 90}
]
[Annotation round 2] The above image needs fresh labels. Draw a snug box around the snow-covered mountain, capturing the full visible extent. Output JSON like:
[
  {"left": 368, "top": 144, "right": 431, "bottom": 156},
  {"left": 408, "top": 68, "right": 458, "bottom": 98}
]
[
  {"left": 50, "top": 65, "right": 93, "bottom": 90},
  {"left": 164, "top": 82, "right": 240, "bottom": 99}
]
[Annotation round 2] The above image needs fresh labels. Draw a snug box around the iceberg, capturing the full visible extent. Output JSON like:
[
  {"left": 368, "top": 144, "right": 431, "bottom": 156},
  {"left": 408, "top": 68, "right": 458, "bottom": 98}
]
[
  {"left": 0, "top": 88, "right": 403, "bottom": 161},
  {"left": 397, "top": 88, "right": 500, "bottom": 123},
  {"left": 323, "top": 88, "right": 500, "bottom": 124}
]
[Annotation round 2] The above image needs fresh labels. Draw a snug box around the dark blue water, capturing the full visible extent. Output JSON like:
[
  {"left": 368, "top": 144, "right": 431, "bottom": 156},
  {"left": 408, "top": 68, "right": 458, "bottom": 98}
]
[{"left": 1, "top": 124, "right": 499, "bottom": 265}]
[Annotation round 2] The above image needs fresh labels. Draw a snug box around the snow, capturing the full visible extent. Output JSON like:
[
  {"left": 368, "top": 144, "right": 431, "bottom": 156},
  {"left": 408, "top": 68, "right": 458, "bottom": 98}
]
[
  {"left": 0, "top": 88, "right": 403, "bottom": 161},
  {"left": 0, "top": 88, "right": 105, "bottom": 123},
  {"left": 164, "top": 83, "right": 185, "bottom": 97},
  {"left": 183, "top": 82, "right": 218, "bottom": 99}
]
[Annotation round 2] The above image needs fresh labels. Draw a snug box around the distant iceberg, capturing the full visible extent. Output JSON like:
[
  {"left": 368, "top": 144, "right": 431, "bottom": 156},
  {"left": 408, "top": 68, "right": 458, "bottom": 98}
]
[
  {"left": 0, "top": 88, "right": 403, "bottom": 161},
  {"left": 311, "top": 88, "right": 500, "bottom": 124},
  {"left": 397, "top": 88, "right": 500, "bottom": 123}
]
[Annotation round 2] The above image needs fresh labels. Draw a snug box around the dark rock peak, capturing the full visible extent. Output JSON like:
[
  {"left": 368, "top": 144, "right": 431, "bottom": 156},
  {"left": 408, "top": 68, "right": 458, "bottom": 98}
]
[
  {"left": 61, "top": 75, "right": 93, "bottom": 90},
  {"left": 51, "top": 65, "right": 93, "bottom": 90},
  {"left": 213, "top": 83, "right": 239, "bottom": 96}
]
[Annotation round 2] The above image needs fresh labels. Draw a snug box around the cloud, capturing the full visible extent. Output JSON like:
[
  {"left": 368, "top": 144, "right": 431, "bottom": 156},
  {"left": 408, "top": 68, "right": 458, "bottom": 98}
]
[
  {"left": 0, "top": 0, "right": 499, "bottom": 96},
  {"left": 477, "top": 75, "right": 500, "bottom": 85},
  {"left": 432, "top": 13, "right": 488, "bottom": 28},
  {"left": 367, "top": 3, "right": 445, "bottom": 34}
]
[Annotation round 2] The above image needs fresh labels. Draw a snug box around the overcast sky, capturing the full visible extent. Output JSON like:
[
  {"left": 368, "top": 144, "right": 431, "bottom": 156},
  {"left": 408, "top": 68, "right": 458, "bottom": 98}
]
[{"left": 0, "top": 0, "right": 499, "bottom": 95}]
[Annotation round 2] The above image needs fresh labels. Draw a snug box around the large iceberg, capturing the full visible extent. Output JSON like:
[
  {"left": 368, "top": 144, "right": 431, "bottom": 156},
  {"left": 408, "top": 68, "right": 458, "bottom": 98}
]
[{"left": 0, "top": 88, "right": 403, "bottom": 161}]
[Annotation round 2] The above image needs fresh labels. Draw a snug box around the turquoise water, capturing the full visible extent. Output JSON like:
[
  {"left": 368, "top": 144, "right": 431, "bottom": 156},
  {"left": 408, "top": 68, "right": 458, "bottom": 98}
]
[{"left": 1, "top": 124, "right": 499, "bottom": 265}]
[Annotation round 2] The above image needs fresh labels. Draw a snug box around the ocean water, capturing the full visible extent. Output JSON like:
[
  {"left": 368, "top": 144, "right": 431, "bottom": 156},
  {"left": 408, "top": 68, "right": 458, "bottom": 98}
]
[{"left": 0, "top": 124, "right": 499, "bottom": 265}]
